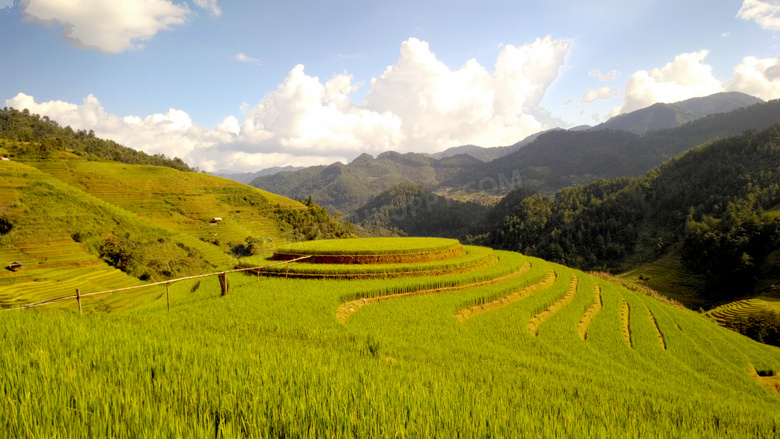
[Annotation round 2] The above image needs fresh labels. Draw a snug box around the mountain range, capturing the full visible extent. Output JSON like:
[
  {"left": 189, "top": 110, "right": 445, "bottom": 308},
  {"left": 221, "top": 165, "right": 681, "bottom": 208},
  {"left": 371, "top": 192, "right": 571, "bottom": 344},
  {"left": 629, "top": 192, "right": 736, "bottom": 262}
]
[
  {"left": 250, "top": 93, "right": 778, "bottom": 215},
  {"left": 425, "top": 91, "right": 762, "bottom": 161},
  {"left": 213, "top": 166, "right": 304, "bottom": 185}
]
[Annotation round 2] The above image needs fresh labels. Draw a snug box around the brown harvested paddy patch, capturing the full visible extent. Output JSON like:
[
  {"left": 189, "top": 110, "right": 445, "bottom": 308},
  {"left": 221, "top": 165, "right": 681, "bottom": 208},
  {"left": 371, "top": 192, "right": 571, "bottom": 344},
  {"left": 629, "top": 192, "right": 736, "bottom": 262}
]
[
  {"left": 454, "top": 268, "right": 556, "bottom": 324},
  {"left": 527, "top": 274, "right": 578, "bottom": 336},
  {"left": 749, "top": 364, "right": 780, "bottom": 395},
  {"left": 621, "top": 299, "right": 632, "bottom": 348}
]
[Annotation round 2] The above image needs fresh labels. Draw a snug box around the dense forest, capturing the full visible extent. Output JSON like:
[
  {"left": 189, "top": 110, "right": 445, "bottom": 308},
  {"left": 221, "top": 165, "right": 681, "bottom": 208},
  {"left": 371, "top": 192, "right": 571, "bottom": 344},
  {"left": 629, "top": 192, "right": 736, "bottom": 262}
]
[
  {"left": 491, "top": 125, "right": 780, "bottom": 300},
  {"left": 0, "top": 107, "right": 194, "bottom": 171},
  {"left": 275, "top": 196, "right": 355, "bottom": 242},
  {"left": 353, "top": 183, "right": 489, "bottom": 239}
]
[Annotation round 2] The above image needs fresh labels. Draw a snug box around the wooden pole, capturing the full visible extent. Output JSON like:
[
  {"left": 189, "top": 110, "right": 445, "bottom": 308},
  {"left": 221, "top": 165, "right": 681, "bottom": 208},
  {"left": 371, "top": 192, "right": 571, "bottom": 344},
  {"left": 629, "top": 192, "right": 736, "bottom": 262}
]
[
  {"left": 76, "top": 289, "right": 82, "bottom": 315},
  {"left": 286, "top": 262, "right": 289, "bottom": 279},
  {"left": 219, "top": 272, "right": 229, "bottom": 296},
  {"left": 166, "top": 283, "right": 170, "bottom": 311}
]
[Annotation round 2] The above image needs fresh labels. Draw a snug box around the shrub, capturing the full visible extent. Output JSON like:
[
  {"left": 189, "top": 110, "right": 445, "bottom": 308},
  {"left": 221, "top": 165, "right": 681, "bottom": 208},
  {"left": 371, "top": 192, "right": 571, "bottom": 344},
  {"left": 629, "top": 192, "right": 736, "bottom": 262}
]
[{"left": 723, "top": 309, "right": 780, "bottom": 347}]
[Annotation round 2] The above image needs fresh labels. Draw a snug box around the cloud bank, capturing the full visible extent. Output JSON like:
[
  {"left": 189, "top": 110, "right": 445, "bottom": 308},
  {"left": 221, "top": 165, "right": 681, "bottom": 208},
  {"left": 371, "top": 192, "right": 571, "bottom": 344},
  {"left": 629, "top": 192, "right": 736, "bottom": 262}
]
[
  {"left": 5, "top": 37, "right": 572, "bottom": 172},
  {"left": 6, "top": 36, "right": 780, "bottom": 173}
]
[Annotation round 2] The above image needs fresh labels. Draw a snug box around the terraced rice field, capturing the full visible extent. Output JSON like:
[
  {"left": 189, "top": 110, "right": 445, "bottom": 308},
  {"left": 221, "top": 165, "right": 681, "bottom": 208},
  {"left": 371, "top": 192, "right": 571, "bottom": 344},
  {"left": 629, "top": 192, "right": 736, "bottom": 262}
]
[
  {"left": 3, "top": 240, "right": 780, "bottom": 437},
  {"left": 0, "top": 157, "right": 316, "bottom": 308},
  {"left": 274, "top": 237, "right": 464, "bottom": 264},
  {"left": 22, "top": 157, "right": 303, "bottom": 254},
  {"left": 0, "top": 240, "right": 157, "bottom": 310},
  {"left": 706, "top": 297, "right": 780, "bottom": 324}
]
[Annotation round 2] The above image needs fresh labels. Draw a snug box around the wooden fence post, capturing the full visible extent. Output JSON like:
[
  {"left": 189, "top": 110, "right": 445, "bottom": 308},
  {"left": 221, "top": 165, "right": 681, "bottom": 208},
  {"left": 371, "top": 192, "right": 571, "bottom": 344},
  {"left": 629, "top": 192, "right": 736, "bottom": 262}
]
[
  {"left": 166, "top": 283, "right": 170, "bottom": 311},
  {"left": 219, "top": 272, "right": 229, "bottom": 296},
  {"left": 76, "top": 289, "right": 82, "bottom": 315},
  {"left": 286, "top": 262, "right": 289, "bottom": 279}
]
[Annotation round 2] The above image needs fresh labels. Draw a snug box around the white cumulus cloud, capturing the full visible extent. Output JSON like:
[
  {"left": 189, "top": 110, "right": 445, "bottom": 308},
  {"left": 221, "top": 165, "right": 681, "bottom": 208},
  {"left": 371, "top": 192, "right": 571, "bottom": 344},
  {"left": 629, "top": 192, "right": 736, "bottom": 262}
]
[
  {"left": 581, "top": 87, "right": 617, "bottom": 103},
  {"left": 738, "top": 0, "right": 780, "bottom": 30},
  {"left": 238, "top": 65, "right": 404, "bottom": 157},
  {"left": 726, "top": 55, "right": 780, "bottom": 99},
  {"left": 612, "top": 50, "right": 724, "bottom": 114},
  {"left": 364, "top": 36, "right": 572, "bottom": 150},
  {"left": 22, "top": 0, "right": 192, "bottom": 53}
]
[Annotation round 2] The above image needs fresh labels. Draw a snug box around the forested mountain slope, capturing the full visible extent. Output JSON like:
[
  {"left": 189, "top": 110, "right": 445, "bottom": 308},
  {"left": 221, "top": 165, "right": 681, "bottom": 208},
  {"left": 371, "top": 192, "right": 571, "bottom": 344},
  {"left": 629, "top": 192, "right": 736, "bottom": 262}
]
[
  {"left": 250, "top": 151, "right": 484, "bottom": 214},
  {"left": 490, "top": 124, "right": 780, "bottom": 303},
  {"left": 452, "top": 99, "right": 780, "bottom": 196}
]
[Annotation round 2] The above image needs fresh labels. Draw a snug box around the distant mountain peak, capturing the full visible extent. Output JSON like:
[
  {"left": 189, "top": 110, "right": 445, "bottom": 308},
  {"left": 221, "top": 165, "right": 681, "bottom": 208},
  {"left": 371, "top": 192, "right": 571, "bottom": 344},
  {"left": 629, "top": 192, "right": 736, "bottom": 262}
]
[{"left": 594, "top": 92, "right": 763, "bottom": 135}]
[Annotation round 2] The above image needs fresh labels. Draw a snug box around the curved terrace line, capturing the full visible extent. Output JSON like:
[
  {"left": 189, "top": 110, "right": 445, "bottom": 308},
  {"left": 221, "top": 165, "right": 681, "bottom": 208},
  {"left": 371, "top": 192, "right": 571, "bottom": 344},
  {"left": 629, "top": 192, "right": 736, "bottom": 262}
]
[
  {"left": 527, "top": 274, "right": 578, "bottom": 336},
  {"left": 336, "top": 261, "right": 532, "bottom": 324},
  {"left": 454, "top": 269, "right": 557, "bottom": 324},
  {"left": 647, "top": 306, "right": 666, "bottom": 350},
  {"left": 577, "top": 283, "right": 602, "bottom": 340}
]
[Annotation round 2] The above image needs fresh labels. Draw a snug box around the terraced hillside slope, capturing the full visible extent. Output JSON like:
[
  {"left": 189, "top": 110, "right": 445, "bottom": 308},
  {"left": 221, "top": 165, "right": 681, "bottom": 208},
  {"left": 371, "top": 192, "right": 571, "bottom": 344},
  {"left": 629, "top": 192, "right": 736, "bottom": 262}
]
[
  {"left": 0, "top": 150, "right": 308, "bottom": 310},
  {"left": 4, "top": 237, "right": 780, "bottom": 437}
]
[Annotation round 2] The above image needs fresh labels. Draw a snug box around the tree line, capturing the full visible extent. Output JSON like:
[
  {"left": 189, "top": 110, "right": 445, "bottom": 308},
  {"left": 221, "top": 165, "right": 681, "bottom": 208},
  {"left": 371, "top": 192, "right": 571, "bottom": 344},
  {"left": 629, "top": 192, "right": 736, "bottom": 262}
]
[{"left": 0, "top": 107, "right": 194, "bottom": 172}]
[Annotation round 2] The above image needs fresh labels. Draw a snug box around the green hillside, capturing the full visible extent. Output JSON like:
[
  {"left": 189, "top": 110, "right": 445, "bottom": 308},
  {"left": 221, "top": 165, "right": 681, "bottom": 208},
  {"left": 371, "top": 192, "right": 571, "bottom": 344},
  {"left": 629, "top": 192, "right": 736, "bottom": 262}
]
[
  {"left": 0, "top": 107, "right": 193, "bottom": 171},
  {"left": 0, "top": 146, "right": 314, "bottom": 310},
  {"left": 3, "top": 237, "right": 780, "bottom": 437}
]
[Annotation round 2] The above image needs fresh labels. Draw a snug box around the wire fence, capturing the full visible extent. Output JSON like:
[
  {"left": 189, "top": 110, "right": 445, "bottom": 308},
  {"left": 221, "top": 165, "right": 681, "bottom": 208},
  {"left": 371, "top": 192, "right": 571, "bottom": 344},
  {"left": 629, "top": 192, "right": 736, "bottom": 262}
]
[{"left": 5, "top": 256, "right": 312, "bottom": 313}]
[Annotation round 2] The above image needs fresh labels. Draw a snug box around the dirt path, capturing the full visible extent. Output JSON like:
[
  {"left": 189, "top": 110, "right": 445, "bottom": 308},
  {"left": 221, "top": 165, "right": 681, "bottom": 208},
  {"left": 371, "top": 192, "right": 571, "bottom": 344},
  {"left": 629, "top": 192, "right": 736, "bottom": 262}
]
[
  {"left": 527, "top": 274, "right": 578, "bottom": 336},
  {"left": 336, "top": 261, "right": 531, "bottom": 324},
  {"left": 577, "top": 283, "right": 602, "bottom": 340},
  {"left": 454, "top": 269, "right": 556, "bottom": 324}
]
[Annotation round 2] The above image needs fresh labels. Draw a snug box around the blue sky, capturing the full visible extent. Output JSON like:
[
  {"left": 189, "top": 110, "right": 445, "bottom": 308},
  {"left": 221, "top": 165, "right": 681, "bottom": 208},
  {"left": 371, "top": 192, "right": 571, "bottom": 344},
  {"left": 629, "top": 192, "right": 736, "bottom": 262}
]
[{"left": 1, "top": 0, "right": 779, "bottom": 172}]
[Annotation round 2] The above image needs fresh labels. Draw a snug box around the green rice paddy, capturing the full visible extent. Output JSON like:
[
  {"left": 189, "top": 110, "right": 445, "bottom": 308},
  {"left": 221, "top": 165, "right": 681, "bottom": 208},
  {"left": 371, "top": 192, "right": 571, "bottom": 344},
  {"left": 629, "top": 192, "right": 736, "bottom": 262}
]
[{"left": 3, "top": 237, "right": 780, "bottom": 437}]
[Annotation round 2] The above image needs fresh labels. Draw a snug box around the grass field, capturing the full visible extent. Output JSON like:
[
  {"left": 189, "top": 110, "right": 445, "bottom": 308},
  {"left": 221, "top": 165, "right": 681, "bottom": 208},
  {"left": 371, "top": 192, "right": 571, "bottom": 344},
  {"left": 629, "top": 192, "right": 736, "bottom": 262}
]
[{"left": 3, "top": 237, "right": 780, "bottom": 437}]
